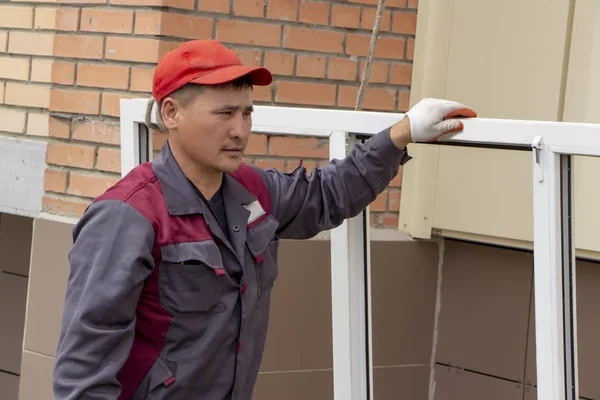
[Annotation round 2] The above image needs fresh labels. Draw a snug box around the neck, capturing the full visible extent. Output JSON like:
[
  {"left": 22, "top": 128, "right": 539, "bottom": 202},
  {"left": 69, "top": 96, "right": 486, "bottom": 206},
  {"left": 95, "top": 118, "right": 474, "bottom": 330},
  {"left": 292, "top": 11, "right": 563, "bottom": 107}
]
[{"left": 169, "top": 141, "right": 223, "bottom": 200}]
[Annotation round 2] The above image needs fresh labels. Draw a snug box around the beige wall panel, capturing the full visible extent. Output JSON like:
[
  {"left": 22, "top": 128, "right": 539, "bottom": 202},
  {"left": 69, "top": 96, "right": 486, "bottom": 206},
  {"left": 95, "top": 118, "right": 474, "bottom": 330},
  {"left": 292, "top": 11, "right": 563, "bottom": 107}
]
[
  {"left": 23, "top": 216, "right": 73, "bottom": 356},
  {"left": 0, "top": 372, "right": 19, "bottom": 400},
  {"left": 563, "top": 0, "right": 600, "bottom": 123},
  {"left": 423, "top": 150, "right": 600, "bottom": 255},
  {"left": 402, "top": 0, "right": 600, "bottom": 249},
  {"left": 444, "top": 0, "right": 571, "bottom": 121},
  {"left": 573, "top": 156, "right": 600, "bottom": 254},
  {"left": 398, "top": 144, "right": 440, "bottom": 238},
  {"left": 432, "top": 147, "right": 532, "bottom": 243},
  {"left": 18, "top": 350, "right": 54, "bottom": 400},
  {"left": 409, "top": 0, "right": 455, "bottom": 106},
  {"left": 0, "top": 213, "right": 33, "bottom": 277},
  {"left": 0, "top": 272, "right": 28, "bottom": 374},
  {"left": 433, "top": 365, "right": 523, "bottom": 400}
]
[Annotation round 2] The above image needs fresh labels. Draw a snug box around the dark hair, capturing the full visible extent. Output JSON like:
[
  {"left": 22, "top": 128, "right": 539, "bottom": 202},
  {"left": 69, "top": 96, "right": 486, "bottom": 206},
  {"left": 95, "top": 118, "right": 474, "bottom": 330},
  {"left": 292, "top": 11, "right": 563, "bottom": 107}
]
[{"left": 158, "top": 75, "right": 253, "bottom": 110}]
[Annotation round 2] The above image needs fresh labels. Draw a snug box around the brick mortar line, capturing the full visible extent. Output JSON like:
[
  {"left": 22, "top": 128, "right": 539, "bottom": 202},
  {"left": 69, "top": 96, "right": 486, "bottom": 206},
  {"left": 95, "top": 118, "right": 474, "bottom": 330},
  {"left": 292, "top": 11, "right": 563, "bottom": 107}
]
[
  {"left": 92, "top": 145, "right": 100, "bottom": 169},
  {"left": 46, "top": 160, "right": 122, "bottom": 174},
  {"left": 0, "top": 131, "right": 51, "bottom": 141},
  {"left": 96, "top": 8, "right": 420, "bottom": 36},
  {"left": 78, "top": 141, "right": 122, "bottom": 151},
  {"left": 34, "top": 29, "right": 417, "bottom": 46},
  {"left": 45, "top": 136, "right": 100, "bottom": 146},
  {"left": 49, "top": 78, "right": 411, "bottom": 93},
  {"left": 326, "top": 2, "right": 333, "bottom": 26},
  {"left": 18, "top": 3, "right": 410, "bottom": 30},
  {"left": 46, "top": 165, "right": 68, "bottom": 172},
  {"left": 256, "top": 100, "right": 404, "bottom": 112},
  {"left": 2, "top": 79, "right": 53, "bottom": 87},
  {"left": 49, "top": 111, "right": 120, "bottom": 122},
  {"left": 47, "top": 164, "right": 121, "bottom": 179},
  {"left": 43, "top": 191, "right": 96, "bottom": 203},
  {"left": 210, "top": 8, "right": 218, "bottom": 38},
  {"left": 357, "top": 4, "right": 366, "bottom": 29},
  {"left": 96, "top": 76, "right": 105, "bottom": 111},
  {"left": 40, "top": 55, "right": 160, "bottom": 67},
  {"left": 126, "top": 60, "right": 133, "bottom": 91},
  {"left": 0, "top": 76, "right": 39, "bottom": 85},
  {"left": 64, "top": 167, "right": 71, "bottom": 193},
  {"left": 231, "top": 43, "right": 415, "bottom": 61},
  {"left": 0, "top": 31, "right": 7, "bottom": 52},
  {"left": 6, "top": 100, "right": 406, "bottom": 117},
  {"left": 5, "top": 44, "right": 416, "bottom": 64},
  {"left": 0, "top": 3, "right": 42, "bottom": 10},
  {"left": 28, "top": 54, "right": 33, "bottom": 82},
  {"left": 314, "top": 0, "right": 408, "bottom": 5},
  {"left": 273, "top": 76, "right": 411, "bottom": 89},
  {"left": 294, "top": 0, "right": 301, "bottom": 22},
  {"left": 4, "top": 29, "right": 193, "bottom": 42},
  {"left": 228, "top": 0, "right": 234, "bottom": 17},
  {"left": 0, "top": 102, "right": 49, "bottom": 113}
]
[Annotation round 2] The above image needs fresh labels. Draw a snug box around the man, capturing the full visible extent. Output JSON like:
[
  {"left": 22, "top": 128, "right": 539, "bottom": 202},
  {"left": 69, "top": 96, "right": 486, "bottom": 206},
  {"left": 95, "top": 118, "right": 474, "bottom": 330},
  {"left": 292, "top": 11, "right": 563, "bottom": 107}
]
[{"left": 53, "top": 39, "right": 476, "bottom": 400}]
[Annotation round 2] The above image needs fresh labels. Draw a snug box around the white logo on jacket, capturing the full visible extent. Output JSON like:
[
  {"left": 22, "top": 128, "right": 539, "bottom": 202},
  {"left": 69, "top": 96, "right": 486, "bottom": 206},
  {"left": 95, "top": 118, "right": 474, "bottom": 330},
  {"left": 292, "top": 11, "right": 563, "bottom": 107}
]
[{"left": 244, "top": 200, "right": 265, "bottom": 224}]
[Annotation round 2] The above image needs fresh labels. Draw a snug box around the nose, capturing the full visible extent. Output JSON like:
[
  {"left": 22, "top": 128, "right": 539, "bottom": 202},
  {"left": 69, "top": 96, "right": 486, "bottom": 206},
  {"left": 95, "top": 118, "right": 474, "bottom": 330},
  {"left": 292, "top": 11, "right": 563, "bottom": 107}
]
[{"left": 229, "top": 113, "right": 249, "bottom": 139}]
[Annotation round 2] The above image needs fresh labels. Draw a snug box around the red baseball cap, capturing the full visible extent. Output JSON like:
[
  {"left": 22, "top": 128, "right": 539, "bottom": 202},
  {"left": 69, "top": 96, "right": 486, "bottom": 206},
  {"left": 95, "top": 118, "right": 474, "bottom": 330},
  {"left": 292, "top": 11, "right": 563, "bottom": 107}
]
[{"left": 152, "top": 40, "right": 273, "bottom": 104}]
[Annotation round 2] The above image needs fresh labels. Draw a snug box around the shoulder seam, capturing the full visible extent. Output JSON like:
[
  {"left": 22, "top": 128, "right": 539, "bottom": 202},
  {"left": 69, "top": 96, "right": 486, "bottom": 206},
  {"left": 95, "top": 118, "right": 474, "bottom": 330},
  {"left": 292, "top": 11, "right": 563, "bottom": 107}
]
[{"left": 122, "top": 176, "right": 159, "bottom": 203}]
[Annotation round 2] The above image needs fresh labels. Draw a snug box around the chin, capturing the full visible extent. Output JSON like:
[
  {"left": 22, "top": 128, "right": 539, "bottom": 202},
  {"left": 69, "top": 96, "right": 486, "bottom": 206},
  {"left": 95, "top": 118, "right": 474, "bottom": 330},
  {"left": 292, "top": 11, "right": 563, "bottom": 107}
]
[{"left": 219, "top": 161, "right": 243, "bottom": 173}]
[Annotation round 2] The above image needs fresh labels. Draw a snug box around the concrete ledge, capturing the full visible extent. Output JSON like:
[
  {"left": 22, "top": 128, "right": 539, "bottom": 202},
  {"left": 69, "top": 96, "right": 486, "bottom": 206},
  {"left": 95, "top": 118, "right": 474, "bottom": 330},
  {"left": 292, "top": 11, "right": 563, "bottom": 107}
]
[{"left": 0, "top": 137, "right": 47, "bottom": 218}]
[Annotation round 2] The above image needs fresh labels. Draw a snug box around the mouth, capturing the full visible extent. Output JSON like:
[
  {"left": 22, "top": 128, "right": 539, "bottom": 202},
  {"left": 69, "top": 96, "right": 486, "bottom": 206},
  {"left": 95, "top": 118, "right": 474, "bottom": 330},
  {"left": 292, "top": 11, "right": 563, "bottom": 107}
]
[{"left": 223, "top": 147, "right": 243, "bottom": 155}]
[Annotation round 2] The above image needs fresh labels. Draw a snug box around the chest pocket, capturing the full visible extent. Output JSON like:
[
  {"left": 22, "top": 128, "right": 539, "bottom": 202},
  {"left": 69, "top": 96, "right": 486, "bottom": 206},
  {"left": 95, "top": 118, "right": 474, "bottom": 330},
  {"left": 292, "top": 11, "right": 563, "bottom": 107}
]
[
  {"left": 159, "top": 241, "right": 231, "bottom": 315},
  {"left": 246, "top": 215, "right": 280, "bottom": 291}
]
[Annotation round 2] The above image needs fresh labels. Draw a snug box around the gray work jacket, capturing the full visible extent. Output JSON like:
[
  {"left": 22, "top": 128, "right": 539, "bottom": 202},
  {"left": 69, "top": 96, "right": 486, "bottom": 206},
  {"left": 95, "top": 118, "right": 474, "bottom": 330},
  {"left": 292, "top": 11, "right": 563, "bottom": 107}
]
[{"left": 53, "top": 127, "right": 411, "bottom": 400}]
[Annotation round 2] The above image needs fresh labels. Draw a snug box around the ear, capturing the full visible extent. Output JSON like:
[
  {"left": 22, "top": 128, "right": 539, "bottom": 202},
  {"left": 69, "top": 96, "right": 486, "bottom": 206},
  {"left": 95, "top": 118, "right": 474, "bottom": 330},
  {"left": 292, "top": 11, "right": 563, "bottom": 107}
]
[{"left": 161, "top": 98, "right": 180, "bottom": 131}]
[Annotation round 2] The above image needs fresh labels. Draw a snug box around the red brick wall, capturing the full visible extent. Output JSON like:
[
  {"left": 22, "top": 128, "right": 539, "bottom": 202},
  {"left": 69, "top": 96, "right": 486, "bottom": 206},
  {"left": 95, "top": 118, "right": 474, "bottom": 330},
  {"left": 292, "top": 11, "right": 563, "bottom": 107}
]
[{"left": 0, "top": 0, "right": 417, "bottom": 227}]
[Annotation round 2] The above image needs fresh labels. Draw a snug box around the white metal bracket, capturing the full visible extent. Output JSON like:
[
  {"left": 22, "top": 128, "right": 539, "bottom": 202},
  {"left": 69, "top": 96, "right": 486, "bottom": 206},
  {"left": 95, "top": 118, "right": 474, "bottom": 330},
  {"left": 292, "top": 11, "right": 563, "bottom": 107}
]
[{"left": 532, "top": 136, "right": 544, "bottom": 182}]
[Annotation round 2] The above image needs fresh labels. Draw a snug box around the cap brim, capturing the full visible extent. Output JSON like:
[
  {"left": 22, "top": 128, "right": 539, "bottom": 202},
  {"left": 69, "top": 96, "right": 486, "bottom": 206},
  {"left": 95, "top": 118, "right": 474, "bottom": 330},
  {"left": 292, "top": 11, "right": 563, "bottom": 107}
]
[{"left": 189, "top": 65, "right": 273, "bottom": 86}]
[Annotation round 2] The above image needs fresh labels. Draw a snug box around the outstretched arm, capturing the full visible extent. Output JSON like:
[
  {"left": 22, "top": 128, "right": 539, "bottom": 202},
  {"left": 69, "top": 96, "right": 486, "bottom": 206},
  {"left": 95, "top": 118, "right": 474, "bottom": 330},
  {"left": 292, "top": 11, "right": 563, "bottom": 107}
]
[
  {"left": 53, "top": 200, "right": 155, "bottom": 399},
  {"left": 252, "top": 98, "right": 476, "bottom": 239}
]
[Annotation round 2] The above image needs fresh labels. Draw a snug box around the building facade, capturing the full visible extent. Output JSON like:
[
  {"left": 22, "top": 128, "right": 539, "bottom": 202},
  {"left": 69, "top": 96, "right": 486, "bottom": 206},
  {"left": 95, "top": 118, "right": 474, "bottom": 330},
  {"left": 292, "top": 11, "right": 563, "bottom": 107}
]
[
  {"left": 3, "top": 0, "right": 600, "bottom": 398},
  {"left": 0, "top": 0, "right": 421, "bottom": 399}
]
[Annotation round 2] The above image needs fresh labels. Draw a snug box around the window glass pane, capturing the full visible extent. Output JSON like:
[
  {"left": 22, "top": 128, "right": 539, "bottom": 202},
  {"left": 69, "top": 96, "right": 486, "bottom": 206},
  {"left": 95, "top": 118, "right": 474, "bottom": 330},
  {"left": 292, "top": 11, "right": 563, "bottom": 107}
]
[{"left": 573, "top": 155, "right": 600, "bottom": 399}]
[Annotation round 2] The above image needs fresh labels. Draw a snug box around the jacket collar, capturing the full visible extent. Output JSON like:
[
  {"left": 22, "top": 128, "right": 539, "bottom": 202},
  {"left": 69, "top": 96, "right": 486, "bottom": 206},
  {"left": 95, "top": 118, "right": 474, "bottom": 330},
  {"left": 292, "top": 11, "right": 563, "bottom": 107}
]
[{"left": 152, "top": 141, "right": 256, "bottom": 216}]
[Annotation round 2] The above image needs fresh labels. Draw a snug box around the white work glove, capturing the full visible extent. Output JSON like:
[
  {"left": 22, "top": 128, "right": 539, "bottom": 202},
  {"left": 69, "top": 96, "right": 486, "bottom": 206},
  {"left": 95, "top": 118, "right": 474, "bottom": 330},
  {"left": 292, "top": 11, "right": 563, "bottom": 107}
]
[{"left": 405, "top": 98, "right": 477, "bottom": 143}]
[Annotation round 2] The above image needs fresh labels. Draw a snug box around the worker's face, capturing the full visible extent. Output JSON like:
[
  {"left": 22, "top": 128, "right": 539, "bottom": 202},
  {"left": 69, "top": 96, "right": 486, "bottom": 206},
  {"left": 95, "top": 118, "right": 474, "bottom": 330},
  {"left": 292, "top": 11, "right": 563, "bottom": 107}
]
[{"left": 163, "top": 85, "right": 253, "bottom": 174}]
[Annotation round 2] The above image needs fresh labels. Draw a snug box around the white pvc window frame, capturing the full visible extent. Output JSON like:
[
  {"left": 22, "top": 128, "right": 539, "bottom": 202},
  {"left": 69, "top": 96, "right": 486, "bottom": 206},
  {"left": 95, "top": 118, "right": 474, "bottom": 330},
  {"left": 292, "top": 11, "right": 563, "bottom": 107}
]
[{"left": 120, "top": 98, "right": 600, "bottom": 400}]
